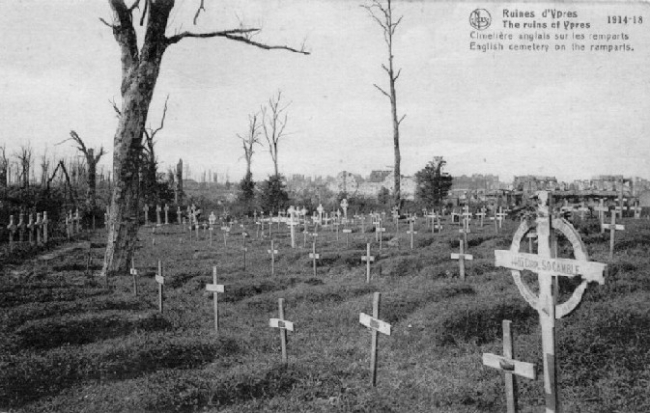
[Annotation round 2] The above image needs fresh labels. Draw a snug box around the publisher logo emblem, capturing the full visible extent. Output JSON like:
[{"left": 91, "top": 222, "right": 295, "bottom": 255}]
[{"left": 469, "top": 9, "right": 491, "bottom": 30}]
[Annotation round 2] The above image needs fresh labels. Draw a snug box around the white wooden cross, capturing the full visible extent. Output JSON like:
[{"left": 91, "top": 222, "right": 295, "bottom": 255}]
[
  {"left": 26, "top": 213, "right": 34, "bottom": 245},
  {"left": 269, "top": 298, "right": 294, "bottom": 364},
  {"left": 317, "top": 204, "right": 324, "bottom": 225},
  {"left": 341, "top": 199, "right": 349, "bottom": 220},
  {"left": 577, "top": 203, "right": 589, "bottom": 220},
  {"left": 309, "top": 242, "right": 320, "bottom": 276},
  {"left": 359, "top": 292, "right": 391, "bottom": 387},
  {"left": 343, "top": 226, "right": 352, "bottom": 247},
  {"left": 451, "top": 238, "right": 473, "bottom": 280},
  {"left": 407, "top": 220, "right": 417, "bottom": 249},
  {"left": 494, "top": 191, "right": 606, "bottom": 413},
  {"left": 496, "top": 208, "right": 507, "bottom": 229},
  {"left": 156, "top": 261, "right": 165, "bottom": 313},
  {"left": 594, "top": 199, "right": 608, "bottom": 233},
  {"left": 221, "top": 224, "right": 230, "bottom": 248},
  {"left": 482, "top": 320, "right": 537, "bottom": 413},
  {"left": 602, "top": 213, "right": 625, "bottom": 260},
  {"left": 143, "top": 204, "right": 150, "bottom": 225},
  {"left": 361, "top": 243, "right": 375, "bottom": 283},
  {"left": 631, "top": 202, "right": 642, "bottom": 219},
  {"left": 206, "top": 266, "right": 225, "bottom": 332},
  {"left": 268, "top": 240, "right": 279, "bottom": 276},
  {"left": 42, "top": 212, "right": 49, "bottom": 245},
  {"left": 35, "top": 213, "right": 43, "bottom": 246},
  {"left": 130, "top": 257, "right": 138, "bottom": 296},
  {"left": 462, "top": 206, "right": 472, "bottom": 231},
  {"left": 164, "top": 204, "right": 169, "bottom": 225},
  {"left": 287, "top": 206, "right": 298, "bottom": 248},
  {"left": 7, "top": 215, "right": 16, "bottom": 250},
  {"left": 176, "top": 206, "right": 182, "bottom": 225},
  {"left": 156, "top": 205, "right": 162, "bottom": 226}
]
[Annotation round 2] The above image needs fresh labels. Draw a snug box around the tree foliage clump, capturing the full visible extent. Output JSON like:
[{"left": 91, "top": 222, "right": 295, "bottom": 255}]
[
  {"left": 415, "top": 157, "right": 453, "bottom": 208},
  {"left": 259, "top": 175, "right": 289, "bottom": 214}
]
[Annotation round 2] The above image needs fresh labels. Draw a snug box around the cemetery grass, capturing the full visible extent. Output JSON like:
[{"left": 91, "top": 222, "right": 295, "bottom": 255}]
[{"left": 1, "top": 218, "right": 649, "bottom": 412}]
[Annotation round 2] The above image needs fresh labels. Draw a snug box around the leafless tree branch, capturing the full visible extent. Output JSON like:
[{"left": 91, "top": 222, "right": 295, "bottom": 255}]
[
  {"left": 193, "top": 0, "right": 206, "bottom": 25},
  {"left": 373, "top": 84, "right": 391, "bottom": 99},
  {"left": 166, "top": 29, "right": 310, "bottom": 54}
]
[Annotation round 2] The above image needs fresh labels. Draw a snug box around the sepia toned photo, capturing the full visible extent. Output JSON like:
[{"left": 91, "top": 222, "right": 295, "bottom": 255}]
[{"left": 0, "top": 1, "right": 648, "bottom": 412}]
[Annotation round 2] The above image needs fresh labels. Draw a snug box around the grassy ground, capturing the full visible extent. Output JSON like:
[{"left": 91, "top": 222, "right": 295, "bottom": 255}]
[{"left": 1, "top": 215, "right": 649, "bottom": 412}]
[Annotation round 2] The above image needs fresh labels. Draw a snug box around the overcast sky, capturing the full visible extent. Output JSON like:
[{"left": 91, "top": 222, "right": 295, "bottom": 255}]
[{"left": 0, "top": 0, "right": 648, "bottom": 183}]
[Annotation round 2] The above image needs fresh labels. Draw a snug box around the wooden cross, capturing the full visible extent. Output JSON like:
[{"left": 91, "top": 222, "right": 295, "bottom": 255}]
[
  {"left": 221, "top": 225, "right": 230, "bottom": 247},
  {"left": 35, "top": 213, "right": 43, "bottom": 245},
  {"left": 156, "top": 205, "right": 162, "bottom": 226},
  {"left": 309, "top": 242, "right": 320, "bottom": 276},
  {"left": 594, "top": 199, "right": 608, "bottom": 233},
  {"left": 268, "top": 240, "right": 279, "bottom": 276},
  {"left": 164, "top": 204, "right": 169, "bottom": 225},
  {"left": 287, "top": 206, "right": 298, "bottom": 248},
  {"left": 206, "top": 266, "right": 225, "bottom": 332},
  {"left": 130, "top": 257, "right": 138, "bottom": 296},
  {"left": 494, "top": 191, "right": 606, "bottom": 413},
  {"left": 482, "top": 320, "right": 537, "bottom": 413},
  {"left": 577, "top": 203, "right": 589, "bottom": 220},
  {"left": 17, "top": 213, "right": 25, "bottom": 242},
  {"left": 361, "top": 243, "right": 375, "bottom": 283},
  {"left": 496, "top": 208, "right": 507, "bottom": 229},
  {"left": 7, "top": 215, "right": 16, "bottom": 251},
  {"left": 407, "top": 220, "right": 417, "bottom": 249},
  {"left": 631, "top": 203, "right": 642, "bottom": 219},
  {"left": 26, "top": 213, "right": 34, "bottom": 245},
  {"left": 602, "top": 213, "right": 625, "bottom": 260},
  {"left": 451, "top": 238, "right": 473, "bottom": 280},
  {"left": 143, "top": 204, "right": 150, "bottom": 225},
  {"left": 462, "top": 207, "right": 472, "bottom": 231},
  {"left": 340, "top": 199, "right": 349, "bottom": 220},
  {"left": 459, "top": 227, "right": 470, "bottom": 251},
  {"left": 155, "top": 261, "right": 165, "bottom": 313},
  {"left": 269, "top": 298, "right": 294, "bottom": 364},
  {"left": 42, "top": 212, "right": 49, "bottom": 244},
  {"left": 176, "top": 206, "right": 182, "bottom": 225},
  {"left": 359, "top": 292, "right": 391, "bottom": 386}
]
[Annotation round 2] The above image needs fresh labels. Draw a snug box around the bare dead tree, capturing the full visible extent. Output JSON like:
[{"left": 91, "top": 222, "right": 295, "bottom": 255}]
[
  {"left": 362, "top": 0, "right": 406, "bottom": 212},
  {"left": 99, "top": 0, "right": 308, "bottom": 276},
  {"left": 15, "top": 144, "right": 33, "bottom": 189},
  {"left": 261, "top": 91, "right": 290, "bottom": 178},
  {"left": 238, "top": 112, "right": 262, "bottom": 180},
  {"left": 141, "top": 94, "right": 169, "bottom": 202},
  {"left": 63, "top": 131, "right": 107, "bottom": 214}
]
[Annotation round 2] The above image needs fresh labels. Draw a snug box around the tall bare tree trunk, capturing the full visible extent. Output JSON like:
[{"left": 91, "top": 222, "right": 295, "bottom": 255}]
[{"left": 103, "top": 0, "right": 170, "bottom": 275}]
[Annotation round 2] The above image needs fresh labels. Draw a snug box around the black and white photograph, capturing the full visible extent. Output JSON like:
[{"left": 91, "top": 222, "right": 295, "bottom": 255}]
[{"left": 0, "top": 1, "right": 648, "bottom": 412}]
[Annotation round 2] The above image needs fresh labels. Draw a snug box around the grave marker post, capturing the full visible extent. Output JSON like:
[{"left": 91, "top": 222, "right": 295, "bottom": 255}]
[
  {"left": 269, "top": 298, "right": 294, "bottom": 364},
  {"left": 602, "top": 213, "right": 625, "bottom": 260},
  {"left": 35, "top": 213, "right": 42, "bottom": 245},
  {"left": 268, "top": 240, "right": 279, "bottom": 276},
  {"left": 176, "top": 206, "right": 182, "bottom": 225},
  {"left": 7, "top": 215, "right": 16, "bottom": 251},
  {"left": 526, "top": 231, "right": 537, "bottom": 253},
  {"left": 164, "top": 204, "right": 169, "bottom": 225},
  {"left": 632, "top": 202, "right": 642, "bottom": 219},
  {"left": 156, "top": 205, "right": 162, "bottom": 226},
  {"left": 130, "top": 257, "right": 138, "bottom": 296},
  {"left": 341, "top": 199, "right": 349, "bottom": 220},
  {"left": 42, "top": 212, "right": 48, "bottom": 244},
  {"left": 407, "top": 220, "right": 417, "bottom": 249},
  {"left": 343, "top": 225, "right": 352, "bottom": 247},
  {"left": 143, "top": 204, "right": 149, "bottom": 225},
  {"left": 482, "top": 320, "right": 537, "bottom": 413},
  {"left": 309, "top": 242, "right": 320, "bottom": 276},
  {"left": 494, "top": 191, "right": 607, "bottom": 413},
  {"left": 206, "top": 266, "right": 225, "bottom": 333},
  {"left": 17, "top": 213, "right": 25, "bottom": 243},
  {"left": 361, "top": 243, "right": 375, "bottom": 283},
  {"left": 359, "top": 292, "right": 391, "bottom": 387},
  {"left": 477, "top": 208, "right": 486, "bottom": 228},
  {"left": 26, "top": 213, "right": 34, "bottom": 245},
  {"left": 594, "top": 199, "right": 607, "bottom": 233},
  {"left": 156, "top": 260, "right": 165, "bottom": 313},
  {"left": 288, "top": 206, "right": 297, "bottom": 248},
  {"left": 451, "top": 238, "right": 473, "bottom": 280}
]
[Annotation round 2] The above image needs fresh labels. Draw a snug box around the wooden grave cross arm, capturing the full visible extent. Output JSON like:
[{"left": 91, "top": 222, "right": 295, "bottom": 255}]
[{"left": 269, "top": 318, "right": 295, "bottom": 332}]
